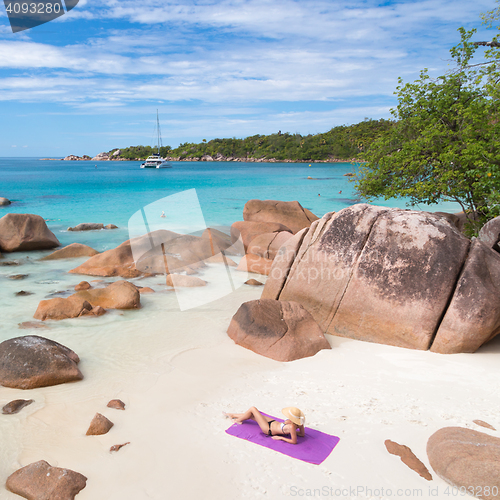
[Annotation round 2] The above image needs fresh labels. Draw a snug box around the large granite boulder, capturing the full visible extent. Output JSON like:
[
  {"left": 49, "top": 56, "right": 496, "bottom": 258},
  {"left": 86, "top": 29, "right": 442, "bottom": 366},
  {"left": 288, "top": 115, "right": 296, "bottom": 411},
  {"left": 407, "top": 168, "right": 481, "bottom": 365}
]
[
  {"left": 247, "top": 231, "right": 293, "bottom": 260},
  {"left": 427, "top": 427, "right": 500, "bottom": 499},
  {"left": 230, "top": 221, "right": 292, "bottom": 251},
  {"left": 6, "top": 460, "right": 87, "bottom": 499},
  {"left": 73, "top": 280, "right": 140, "bottom": 309},
  {"left": 69, "top": 229, "right": 232, "bottom": 278},
  {"left": 40, "top": 243, "right": 99, "bottom": 260},
  {"left": 243, "top": 199, "right": 319, "bottom": 234},
  {"left": 431, "top": 239, "right": 500, "bottom": 353},
  {"left": 33, "top": 296, "right": 96, "bottom": 321},
  {"left": 264, "top": 204, "right": 472, "bottom": 350},
  {"left": 478, "top": 215, "right": 500, "bottom": 251},
  {"left": 236, "top": 254, "right": 274, "bottom": 275},
  {"left": 0, "top": 197, "right": 11, "bottom": 206},
  {"left": 262, "top": 227, "right": 310, "bottom": 300},
  {"left": 227, "top": 299, "right": 331, "bottom": 361},
  {"left": 0, "top": 336, "right": 83, "bottom": 389},
  {"left": 0, "top": 213, "right": 60, "bottom": 252}
]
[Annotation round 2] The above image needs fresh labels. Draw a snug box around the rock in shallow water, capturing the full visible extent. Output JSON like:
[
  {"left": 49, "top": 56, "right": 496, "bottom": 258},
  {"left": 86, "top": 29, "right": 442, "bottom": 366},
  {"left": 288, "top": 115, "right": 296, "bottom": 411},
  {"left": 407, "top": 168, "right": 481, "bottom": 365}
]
[
  {"left": 0, "top": 213, "right": 60, "bottom": 252},
  {"left": 40, "top": 243, "right": 99, "bottom": 261},
  {"left": 243, "top": 199, "right": 318, "bottom": 234},
  {"left": 0, "top": 335, "right": 83, "bottom": 389},
  {"left": 6, "top": 460, "right": 87, "bottom": 500}
]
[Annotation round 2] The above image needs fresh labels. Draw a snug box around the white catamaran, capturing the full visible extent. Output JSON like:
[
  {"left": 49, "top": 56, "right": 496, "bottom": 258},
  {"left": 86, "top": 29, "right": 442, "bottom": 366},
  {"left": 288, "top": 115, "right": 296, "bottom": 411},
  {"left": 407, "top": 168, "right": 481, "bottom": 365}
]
[{"left": 140, "top": 111, "right": 172, "bottom": 169}]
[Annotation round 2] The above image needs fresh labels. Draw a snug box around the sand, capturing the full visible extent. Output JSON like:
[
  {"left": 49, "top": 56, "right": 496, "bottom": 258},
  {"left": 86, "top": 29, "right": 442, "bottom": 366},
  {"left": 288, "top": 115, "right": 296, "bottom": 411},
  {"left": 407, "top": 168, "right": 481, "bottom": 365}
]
[{"left": 1, "top": 255, "right": 499, "bottom": 499}]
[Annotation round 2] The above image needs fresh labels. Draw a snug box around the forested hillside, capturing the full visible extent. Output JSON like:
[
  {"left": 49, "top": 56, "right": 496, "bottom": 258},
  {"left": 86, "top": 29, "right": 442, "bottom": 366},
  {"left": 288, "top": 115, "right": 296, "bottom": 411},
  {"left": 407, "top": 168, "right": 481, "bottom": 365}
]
[{"left": 112, "top": 118, "right": 393, "bottom": 161}]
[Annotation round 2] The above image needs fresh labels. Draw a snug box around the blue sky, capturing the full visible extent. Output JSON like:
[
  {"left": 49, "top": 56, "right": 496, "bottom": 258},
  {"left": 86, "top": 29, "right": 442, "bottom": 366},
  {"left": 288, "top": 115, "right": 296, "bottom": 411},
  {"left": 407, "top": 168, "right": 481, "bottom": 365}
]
[{"left": 0, "top": 0, "right": 496, "bottom": 156}]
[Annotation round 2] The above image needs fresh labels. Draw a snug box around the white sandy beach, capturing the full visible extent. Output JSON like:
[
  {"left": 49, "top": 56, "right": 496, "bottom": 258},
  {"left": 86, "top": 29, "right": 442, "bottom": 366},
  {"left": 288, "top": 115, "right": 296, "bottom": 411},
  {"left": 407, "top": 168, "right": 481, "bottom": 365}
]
[{"left": 1, "top": 250, "right": 499, "bottom": 500}]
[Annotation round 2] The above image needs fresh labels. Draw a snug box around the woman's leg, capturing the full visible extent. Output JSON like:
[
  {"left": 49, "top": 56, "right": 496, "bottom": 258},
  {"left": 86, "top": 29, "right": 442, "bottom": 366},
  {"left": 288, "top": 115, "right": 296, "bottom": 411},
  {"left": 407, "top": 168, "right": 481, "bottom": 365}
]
[{"left": 225, "top": 407, "right": 271, "bottom": 433}]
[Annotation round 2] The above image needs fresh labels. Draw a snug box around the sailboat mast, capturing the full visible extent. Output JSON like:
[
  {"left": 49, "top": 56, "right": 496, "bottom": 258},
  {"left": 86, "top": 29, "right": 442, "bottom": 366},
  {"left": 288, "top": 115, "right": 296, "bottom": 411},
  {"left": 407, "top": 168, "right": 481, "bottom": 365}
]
[{"left": 157, "top": 109, "right": 160, "bottom": 155}]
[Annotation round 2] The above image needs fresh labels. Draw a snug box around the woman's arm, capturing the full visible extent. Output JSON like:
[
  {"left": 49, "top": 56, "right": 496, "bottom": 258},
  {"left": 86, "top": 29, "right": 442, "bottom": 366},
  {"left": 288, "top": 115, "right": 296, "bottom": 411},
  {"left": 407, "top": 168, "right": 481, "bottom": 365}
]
[
  {"left": 272, "top": 435, "right": 297, "bottom": 444},
  {"left": 297, "top": 425, "right": 305, "bottom": 437},
  {"left": 272, "top": 425, "right": 298, "bottom": 444}
]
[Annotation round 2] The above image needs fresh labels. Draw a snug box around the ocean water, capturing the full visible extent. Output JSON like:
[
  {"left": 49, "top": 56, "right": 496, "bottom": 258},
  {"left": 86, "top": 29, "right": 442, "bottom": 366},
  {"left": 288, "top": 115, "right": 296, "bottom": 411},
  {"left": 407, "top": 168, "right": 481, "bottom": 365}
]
[{"left": 0, "top": 158, "right": 461, "bottom": 251}]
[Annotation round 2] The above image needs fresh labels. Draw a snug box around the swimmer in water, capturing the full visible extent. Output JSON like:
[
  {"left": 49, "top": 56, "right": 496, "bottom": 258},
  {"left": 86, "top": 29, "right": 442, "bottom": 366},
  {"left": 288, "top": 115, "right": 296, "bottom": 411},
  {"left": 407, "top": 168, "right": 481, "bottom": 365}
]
[{"left": 161, "top": 211, "right": 166, "bottom": 218}]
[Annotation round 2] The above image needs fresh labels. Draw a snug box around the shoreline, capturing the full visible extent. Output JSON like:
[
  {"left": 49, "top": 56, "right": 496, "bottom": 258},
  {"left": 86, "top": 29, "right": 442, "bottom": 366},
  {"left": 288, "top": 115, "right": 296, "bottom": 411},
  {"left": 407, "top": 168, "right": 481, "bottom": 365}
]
[{"left": 40, "top": 156, "right": 363, "bottom": 164}]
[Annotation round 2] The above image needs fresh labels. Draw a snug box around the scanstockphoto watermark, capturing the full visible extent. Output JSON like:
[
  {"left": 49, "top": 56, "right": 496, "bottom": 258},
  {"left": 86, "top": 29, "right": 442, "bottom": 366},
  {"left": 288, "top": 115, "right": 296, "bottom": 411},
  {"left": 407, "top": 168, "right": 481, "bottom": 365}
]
[
  {"left": 289, "top": 485, "right": 499, "bottom": 498},
  {"left": 289, "top": 485, "right": 424, "bottom": 497},
  {"left": 3, "top": 0, "right": 79, "bottom": 33}
]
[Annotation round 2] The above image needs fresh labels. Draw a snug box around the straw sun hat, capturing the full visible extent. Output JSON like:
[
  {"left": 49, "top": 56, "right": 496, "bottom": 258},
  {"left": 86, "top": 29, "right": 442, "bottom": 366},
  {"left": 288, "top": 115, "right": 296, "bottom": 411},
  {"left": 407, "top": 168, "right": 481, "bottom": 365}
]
[{"left": 282, "top": 407, "right": 305, "bottom": 426}]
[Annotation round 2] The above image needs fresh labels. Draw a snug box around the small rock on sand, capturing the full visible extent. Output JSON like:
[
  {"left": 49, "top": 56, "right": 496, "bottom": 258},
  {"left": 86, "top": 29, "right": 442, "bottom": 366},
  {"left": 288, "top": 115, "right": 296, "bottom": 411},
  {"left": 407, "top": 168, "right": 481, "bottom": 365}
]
[
  {"left": 385, "top": 439, "right": 432, "bottom": 480},
  {"left": 245, "top": 279, "right": 263, "bottom": 286},
  {"left": 107, "top": 399, "right": 126, "bottom": 410},
  {"left": 8, "top": 274, "right": 28, "bottom": 280},
  {"left": 15, "top": 290, "right": 33, "bottom": 296},
  {"left": 110, "top": 442, "right": 130, "bottom": 452},
  {"left": 473, "top": 420, "right": 496, "bottom": 431},
  {"left": 2, "top": 399, "right": 34, "bottom": 414},
  {"left": 86, "top": 413, "right": 114, "bottom": 435}
]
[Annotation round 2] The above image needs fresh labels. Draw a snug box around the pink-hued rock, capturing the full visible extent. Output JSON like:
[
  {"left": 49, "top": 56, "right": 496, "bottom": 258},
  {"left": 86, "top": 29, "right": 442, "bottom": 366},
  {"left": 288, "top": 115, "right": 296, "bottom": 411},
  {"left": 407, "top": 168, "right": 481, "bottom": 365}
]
[
  {"left": 431, "top": 240, "right": 500, "bottom": 353},
  {"left": 473, "top": 420, "right": 496, "bottom": 431},
  {"left": 261, "top": 227, "right": 310, "bottom": 300},
  {"left": 227, "top": 299, "right": 331, "bottom": 361},
  {"left": 237, "top": 254, "right": 274, "bottom": 276},
  {"left": 230, "top": 221, "right": 292, "bottom": 251},
  {"left": 328, "top": 208, "right": 470, "bottom": 349},
  {"left": 266, "top": 204, "right": 471, "bottom": 350},
  {"left": 74, "top": 280, "right": 140, "bottom": 310},
  {"left": 274, "top": 205, "right": 385, "bottom": 333},
  {"left": 247, "top": 231, "right": 293, "bottom": 260},
  {"left": 0, "top": 213, "right": 60, "bottom": 252},
  {"left": 40, "top": 243, "right": 99, "bottom": 261},
  {"left": 86, "top": 413, "right": 114, "bottom": 435},
  {"left": 6, "top": 460, "right": 87, "bottom": 500},
  {"left": 427, "top": 427, "right": 500, "bottom": 499},
  {"left": 0, "top": 336, "right": 83, "bottom": 389},
  {"left": 243, "top": 199, "right": 319, "bottom": 234},
  {"left": 478, "top": 215, "right": 500, "bottom": 251},
  {"left": 138, "top": 286, "right": 155, "bottom": 294}
]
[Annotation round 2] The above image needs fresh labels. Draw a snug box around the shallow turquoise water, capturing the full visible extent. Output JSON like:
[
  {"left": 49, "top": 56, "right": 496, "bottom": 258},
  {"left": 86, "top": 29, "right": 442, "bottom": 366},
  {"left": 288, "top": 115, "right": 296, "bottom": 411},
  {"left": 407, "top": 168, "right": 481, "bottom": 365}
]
[{"left": 0, "top": 158, "right": 461, "bottom": 250}]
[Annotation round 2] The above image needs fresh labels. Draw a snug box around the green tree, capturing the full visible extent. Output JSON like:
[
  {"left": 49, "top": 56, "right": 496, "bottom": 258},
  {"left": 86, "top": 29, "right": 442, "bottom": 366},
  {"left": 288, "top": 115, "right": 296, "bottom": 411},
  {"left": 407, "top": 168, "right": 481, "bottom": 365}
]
[{"left": 355, "top": 28, "right": 500, "bottom": 235}]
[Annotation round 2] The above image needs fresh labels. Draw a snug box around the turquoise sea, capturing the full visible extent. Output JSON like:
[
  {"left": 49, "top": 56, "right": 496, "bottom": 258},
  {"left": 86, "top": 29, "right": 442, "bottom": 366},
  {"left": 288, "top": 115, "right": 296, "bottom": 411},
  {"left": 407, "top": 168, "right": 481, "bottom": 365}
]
[{"left": 0, "top": 158, "right": 461, "bottom": 251}]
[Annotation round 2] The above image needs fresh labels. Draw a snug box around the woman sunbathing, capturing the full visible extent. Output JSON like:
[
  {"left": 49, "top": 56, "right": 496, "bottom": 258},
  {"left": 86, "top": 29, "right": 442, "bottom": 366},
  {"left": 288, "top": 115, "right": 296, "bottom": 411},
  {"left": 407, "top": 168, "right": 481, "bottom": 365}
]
[{"left": 225, "top": 406, "right": 305, "bottom": 444}]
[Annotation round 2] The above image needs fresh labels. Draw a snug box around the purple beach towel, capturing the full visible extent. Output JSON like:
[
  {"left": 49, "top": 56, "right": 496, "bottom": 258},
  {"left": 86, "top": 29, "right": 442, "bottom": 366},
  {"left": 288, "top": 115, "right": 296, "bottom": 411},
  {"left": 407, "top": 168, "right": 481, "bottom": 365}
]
[{"left": 225, "top": 413, "right": 340, "bottom": 465}]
